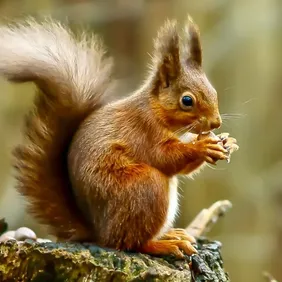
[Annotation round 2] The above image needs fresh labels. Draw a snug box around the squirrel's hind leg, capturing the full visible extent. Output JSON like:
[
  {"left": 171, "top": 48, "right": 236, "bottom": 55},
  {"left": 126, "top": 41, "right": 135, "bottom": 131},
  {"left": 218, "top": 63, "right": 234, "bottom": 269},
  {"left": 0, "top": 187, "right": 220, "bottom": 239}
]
[
  {"left": 93, "top": 161, "right": 197, "bottom": 257},
  {"left": 94, "top": 163, "right": 170, "bottom": 251}
]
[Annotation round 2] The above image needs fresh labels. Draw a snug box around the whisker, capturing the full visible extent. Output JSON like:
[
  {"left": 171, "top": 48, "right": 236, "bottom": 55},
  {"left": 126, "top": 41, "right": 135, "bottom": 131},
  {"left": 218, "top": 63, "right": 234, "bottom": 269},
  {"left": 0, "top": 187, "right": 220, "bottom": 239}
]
[
  {"left": 187, "top": 121, "right": 199, "bottom": 131},
  {"left": 221, "top": 117, "right": 240, "bottom": 122},
  {"left": 242, "top": 97, "right": 257, "bottom": 105},
  {"left": 221, "top": 113, "right": 245, "bottom": 117},
  {"left": 221, "top": 113, "right": 246, "bottom": 120},
  {"left": 174, "top": 121, "right": 198, "bottom": 135},
  {"left": 223, "top": 86, "right": 235, "bottom": 92}
]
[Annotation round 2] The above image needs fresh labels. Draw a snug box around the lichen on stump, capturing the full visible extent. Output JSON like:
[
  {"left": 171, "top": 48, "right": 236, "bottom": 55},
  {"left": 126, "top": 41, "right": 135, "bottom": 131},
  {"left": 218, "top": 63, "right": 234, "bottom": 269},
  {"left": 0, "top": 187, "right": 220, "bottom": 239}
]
[{"left": 0, "top": 238, "right": 230, "bottom": 282}]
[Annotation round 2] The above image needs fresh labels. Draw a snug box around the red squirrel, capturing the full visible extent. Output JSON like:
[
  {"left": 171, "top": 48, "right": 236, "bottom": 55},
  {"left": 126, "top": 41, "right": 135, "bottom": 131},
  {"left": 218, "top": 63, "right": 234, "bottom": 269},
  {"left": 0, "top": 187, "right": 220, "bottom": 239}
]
[{"left": 0, "top": 16, "right": 238, "bottom": 258}]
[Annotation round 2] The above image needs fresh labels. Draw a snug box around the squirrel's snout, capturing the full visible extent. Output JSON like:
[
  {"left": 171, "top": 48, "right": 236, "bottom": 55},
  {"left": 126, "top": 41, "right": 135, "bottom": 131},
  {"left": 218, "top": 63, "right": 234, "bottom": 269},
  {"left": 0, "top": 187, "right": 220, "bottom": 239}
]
[{"left": 208, "top": 115, "right": 222, "bottom": 130}]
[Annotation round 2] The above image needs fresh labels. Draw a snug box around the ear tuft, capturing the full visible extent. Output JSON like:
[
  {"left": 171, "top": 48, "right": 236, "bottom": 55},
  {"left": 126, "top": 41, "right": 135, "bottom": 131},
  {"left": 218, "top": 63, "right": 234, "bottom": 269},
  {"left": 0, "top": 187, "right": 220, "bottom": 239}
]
[
  {"left": 183, "top": 15, "right": 202, "bottom": 66},
  {"left": 153, "top": 19, "right": 179, "bottom": 59},
  {"left": 151, "top": 19, "right": 180, "bottom": 89}
]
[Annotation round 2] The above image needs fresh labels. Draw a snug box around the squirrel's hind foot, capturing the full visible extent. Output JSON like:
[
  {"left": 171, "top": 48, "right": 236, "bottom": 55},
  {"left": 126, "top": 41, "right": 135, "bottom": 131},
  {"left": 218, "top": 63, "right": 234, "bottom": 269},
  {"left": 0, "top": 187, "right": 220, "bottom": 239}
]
[
  {"left": 160, "top": 228, "right": 196, "bottom": 243},
  {"left": 138, "top": 239, "right": 197, "bottom": 259}
]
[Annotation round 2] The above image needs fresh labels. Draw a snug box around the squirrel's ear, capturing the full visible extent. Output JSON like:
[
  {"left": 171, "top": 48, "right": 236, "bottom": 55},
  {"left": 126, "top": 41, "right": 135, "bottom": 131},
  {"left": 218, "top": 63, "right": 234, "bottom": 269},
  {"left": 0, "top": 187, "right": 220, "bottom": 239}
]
[
  {"left": 152, "top": 19, "right": 180, "bottom": 89},
  {"left": 183, "top": 15, "right": 202, "bottom": 66}
]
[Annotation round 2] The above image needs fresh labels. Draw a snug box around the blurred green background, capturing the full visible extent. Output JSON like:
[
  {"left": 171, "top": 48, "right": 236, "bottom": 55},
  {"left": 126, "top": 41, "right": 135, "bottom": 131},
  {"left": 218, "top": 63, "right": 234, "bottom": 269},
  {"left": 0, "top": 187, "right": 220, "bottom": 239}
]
[{"left": 0, "top": 0, "right": 281, "bottom": 281}]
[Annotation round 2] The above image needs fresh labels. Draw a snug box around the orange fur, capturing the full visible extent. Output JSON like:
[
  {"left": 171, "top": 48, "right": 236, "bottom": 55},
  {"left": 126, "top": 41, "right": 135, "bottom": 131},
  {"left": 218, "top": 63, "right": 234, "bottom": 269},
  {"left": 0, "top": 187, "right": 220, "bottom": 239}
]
[{"left": 0, "top": 16, "right": 237, "bottom": 256}]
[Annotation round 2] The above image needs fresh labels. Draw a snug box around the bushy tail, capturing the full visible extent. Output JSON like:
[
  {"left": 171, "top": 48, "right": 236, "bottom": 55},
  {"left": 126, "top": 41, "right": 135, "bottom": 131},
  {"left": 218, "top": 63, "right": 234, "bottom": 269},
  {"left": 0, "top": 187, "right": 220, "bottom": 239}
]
[{"left": 0, "top": 18, "right": 114, "bottom": 240}]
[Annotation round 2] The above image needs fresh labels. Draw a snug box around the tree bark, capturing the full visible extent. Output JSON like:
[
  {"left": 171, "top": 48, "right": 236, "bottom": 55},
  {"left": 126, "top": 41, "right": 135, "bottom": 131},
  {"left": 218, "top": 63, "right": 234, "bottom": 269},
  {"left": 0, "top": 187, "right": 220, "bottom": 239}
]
[{"left": 0, "top": 238, "right": 230, "bottom": 282}]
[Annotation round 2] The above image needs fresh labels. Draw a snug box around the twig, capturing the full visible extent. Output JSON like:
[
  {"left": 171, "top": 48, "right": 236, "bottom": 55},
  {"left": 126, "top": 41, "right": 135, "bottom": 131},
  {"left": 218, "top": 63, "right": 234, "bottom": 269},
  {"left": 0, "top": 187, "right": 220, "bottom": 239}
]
[
  {"left": 263, "top": 271, "right": 279, "bottom": 282},
  {"left": 185, "top": 200, "right": 232, "bottom": 237}
]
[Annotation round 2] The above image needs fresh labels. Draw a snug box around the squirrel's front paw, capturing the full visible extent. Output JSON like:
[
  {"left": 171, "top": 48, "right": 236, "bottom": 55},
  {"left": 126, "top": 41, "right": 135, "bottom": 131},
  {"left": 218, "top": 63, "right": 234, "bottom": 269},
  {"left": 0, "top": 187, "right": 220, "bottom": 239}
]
[{"left": 194, "top": 136, "right": 229, "bottom": 164}]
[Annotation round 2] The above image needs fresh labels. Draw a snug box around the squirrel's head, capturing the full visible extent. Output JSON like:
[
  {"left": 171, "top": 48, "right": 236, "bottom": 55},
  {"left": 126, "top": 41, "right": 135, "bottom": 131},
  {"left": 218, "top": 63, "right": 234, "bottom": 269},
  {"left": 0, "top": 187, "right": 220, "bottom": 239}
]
[{"left": 148, "top": 16, "right": 221, "bottom": 135}]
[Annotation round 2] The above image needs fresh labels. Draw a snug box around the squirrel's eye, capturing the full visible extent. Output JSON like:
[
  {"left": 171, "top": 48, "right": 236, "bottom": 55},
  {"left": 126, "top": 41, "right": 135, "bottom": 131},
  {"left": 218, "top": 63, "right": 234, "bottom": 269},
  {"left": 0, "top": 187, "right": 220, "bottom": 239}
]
[{"left": 181, "top": 95, "right": 193, "bottom": 108}]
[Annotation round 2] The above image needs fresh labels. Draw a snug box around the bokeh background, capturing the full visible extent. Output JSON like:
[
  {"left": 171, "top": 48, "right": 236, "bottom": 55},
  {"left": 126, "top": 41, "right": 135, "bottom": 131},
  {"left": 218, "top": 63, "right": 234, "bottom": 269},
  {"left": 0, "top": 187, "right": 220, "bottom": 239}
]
[{"left": 0, "top": 0, "right": 281, "bottom": 281}]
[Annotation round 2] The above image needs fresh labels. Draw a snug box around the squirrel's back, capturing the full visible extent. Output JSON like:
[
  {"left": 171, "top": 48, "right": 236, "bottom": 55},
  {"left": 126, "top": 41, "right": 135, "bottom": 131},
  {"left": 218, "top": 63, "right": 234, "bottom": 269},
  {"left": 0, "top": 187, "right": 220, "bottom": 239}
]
[{"left": 0, "top": 18, "right": 114, "bottom": 240}]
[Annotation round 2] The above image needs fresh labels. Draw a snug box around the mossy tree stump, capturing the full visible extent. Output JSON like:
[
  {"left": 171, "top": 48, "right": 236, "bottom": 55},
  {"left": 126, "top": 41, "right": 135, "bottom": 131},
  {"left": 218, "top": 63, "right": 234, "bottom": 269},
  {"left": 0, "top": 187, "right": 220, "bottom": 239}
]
[
  {"left": 0, "top": 201, "right": 233, "bottom": 281},
  {"left": 0, "top": 238, "right": 230, "bottom": 282}
]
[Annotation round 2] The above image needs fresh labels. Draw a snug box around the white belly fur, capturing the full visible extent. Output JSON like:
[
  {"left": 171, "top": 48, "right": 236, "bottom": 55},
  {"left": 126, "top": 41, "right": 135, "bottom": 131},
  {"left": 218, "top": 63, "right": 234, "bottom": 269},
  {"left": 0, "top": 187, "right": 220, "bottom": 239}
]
[{"left": 155, "top": 176, "right": 179, "bottom": 238}]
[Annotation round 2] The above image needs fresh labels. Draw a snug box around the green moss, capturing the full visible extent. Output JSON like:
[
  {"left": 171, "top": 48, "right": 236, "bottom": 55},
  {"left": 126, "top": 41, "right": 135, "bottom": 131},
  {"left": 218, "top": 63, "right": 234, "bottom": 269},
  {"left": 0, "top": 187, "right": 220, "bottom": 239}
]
[{"left": 0, "top": 238, "right": 230, "bottom": 281}]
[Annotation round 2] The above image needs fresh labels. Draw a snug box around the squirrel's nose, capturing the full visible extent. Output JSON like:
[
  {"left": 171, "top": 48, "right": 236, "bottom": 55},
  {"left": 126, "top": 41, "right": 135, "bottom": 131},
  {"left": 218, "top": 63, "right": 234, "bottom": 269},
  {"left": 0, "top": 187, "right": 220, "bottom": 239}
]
[{"left": 209, "top": 116, "right": 222, "bottom": 130}]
